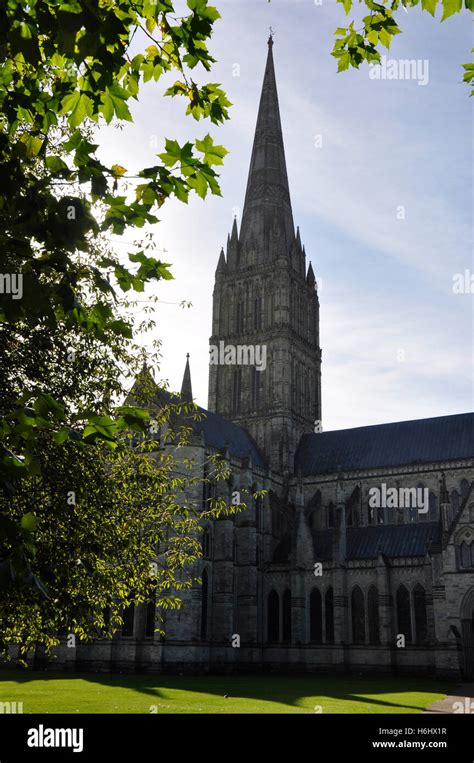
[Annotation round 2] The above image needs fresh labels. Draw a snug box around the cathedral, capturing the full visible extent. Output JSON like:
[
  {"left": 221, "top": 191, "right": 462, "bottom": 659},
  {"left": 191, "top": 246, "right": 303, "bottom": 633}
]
[{"left": 55, "top": 37, "right": 474, "bottom": 678}]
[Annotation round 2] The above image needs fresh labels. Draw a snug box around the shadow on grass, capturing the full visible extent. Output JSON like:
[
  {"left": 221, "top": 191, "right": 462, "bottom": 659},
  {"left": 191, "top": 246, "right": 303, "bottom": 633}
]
[{"left": 0, "top": 670, "right": 457, "bottom": 713}]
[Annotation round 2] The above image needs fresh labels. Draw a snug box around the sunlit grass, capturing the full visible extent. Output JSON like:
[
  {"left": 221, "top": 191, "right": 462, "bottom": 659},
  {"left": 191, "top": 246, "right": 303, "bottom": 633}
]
[{"left": 0, "top": 672, "right": 453, "bottom": 714}]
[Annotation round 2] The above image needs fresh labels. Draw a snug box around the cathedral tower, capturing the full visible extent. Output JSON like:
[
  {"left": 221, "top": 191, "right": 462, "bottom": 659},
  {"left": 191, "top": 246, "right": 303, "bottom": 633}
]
[{"left": 208, "top": 36, "right": 322, "bottom": 473}]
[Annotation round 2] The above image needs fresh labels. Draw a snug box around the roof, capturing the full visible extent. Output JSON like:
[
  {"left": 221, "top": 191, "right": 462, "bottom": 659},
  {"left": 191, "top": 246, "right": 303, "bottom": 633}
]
[
  {"left": 295, "top": 413, "right": 474, "bottom": 476},
  {"left": 194, "top": 405, "right": 267, "bottom": 469},
  {"left": 312, "top": 522, "right": 441, "bottom": 561},
  {"left": 147, "top": 378, "right": 266, "bottom": 470}
]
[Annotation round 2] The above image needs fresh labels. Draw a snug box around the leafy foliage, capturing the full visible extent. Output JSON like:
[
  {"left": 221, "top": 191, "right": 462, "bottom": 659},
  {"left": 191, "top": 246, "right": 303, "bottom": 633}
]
[
  {"left": 330, "top": 0, "right": 473, "bottom": 92},
  {"left": 0, "top": 0, "right": 230, "bottom": 476},
  {"left": 0, "top": 0, "right": 234, "bottom": 653}
]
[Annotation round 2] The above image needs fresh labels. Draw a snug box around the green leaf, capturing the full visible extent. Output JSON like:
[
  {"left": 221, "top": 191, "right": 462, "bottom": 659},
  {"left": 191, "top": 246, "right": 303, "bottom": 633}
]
[
  {"left": 195, "top": 134, "right": 228, "bottom": 165},
  {"left": 19, "top": 133, "right": 43, "bottom": 157},
  {"left": 367, "top": 30, "right": 378, "bottom": 46},
  {"left": 21, "top": 513, "right": 40, "bottom": 532},
  {"left": 337, "top": 52, "right": 351, "bottom": 72},
  {"left": 421, "top": 0, "right": 438, "bottom": 14},
  {"left": 46, "top": 155, "right": 69, "bottom": 173},
  {"left": 61, "top": 92, "right": 94, "bottom": 128},
  {"left": 441, "top": 0, "right": 462, "bottom": 18}
]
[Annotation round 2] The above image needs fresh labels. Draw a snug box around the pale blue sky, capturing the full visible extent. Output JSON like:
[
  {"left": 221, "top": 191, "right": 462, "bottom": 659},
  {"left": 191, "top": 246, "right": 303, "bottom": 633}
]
[{"left": 98, "top": 0, "right": 473, "bottom": 431}]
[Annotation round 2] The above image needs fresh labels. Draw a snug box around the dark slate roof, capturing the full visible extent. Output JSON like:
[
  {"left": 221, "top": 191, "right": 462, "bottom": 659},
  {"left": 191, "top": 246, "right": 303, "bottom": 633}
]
[
  {"left": 149, "top": 385, "right": 266, "bottom": 469},
  {"left": 194, "top": 405, "right": 266, "bottom": 469},
  {"left": 312, "top": 522, "right": 442, "bottom": 561},
  {"left": 295, "top": 413, "right": 474, "bottom": 476}
]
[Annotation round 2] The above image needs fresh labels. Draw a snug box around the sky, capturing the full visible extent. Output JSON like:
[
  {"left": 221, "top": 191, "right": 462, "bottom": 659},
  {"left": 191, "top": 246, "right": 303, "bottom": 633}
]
[{"left": 97, "top": 0, "right": 473, "bottom": 431}]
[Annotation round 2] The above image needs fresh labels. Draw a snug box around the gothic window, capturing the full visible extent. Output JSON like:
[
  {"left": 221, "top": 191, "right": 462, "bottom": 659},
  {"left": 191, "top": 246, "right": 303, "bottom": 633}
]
[
  {"left": 145, "top": 596, "right": 156, "bottom": 638},
  {"left": 451, "top": 490, "right": 460, "bottom": 515},
  {"left": 236, "top": 300, "right": 244, "bottom": 333},
  {"left": 254, "top": 295, "right": 263, "bottom": 330},
  {"left": 268, "top": 590, "right": 279, "bottom": 642},
  {"left": 428, "top": 492, "right": 438, "bottom": 522},
  {"left": 251, "top": 366, "right": 260, "bottom": 409},
  {"left": 368, "top": 587, "right": 380, "bottom": 645},
  {"left": 232, "top": 369, "right": 242, "bottom": 412},
  {"left": 460, "top": 541, "right": 472, "bottom": 569},
  {"left": 202, "top": 528, "right": 211, "bottom": 559},
  {"left": 121, "top": 602, "right": 135, "bottom": 637},
  {"left": 309, "top": 588, "right": 323, "bottom": 643},
  {"left": 304, "top": 369, "right": 309, "bottom": 408},
  {"left": 461, "top": 479, "right": 470, "bottom": 504},
  {"left": 351, "top": 586, "right": 365, "bottom": 644},
  {"left": 347, "top": 486, "right": 361, "bottom": 527},
  {"left": 413, "top": 585, "right": 428, "bottom": 644},
  {"left": 325, "top": 587, "right": 335, "bottom": 643},
  {"left": 327, "top": 502, "right": 335, "bottom": 528},
  {"left": 282, "top": 590, "right": 291, "bottom": 643},
  {"left": 307, "top": 490, "right": 322, "bottom": 530},
  {"left": 201, "top": 568, "right": 209, "bottom": 640},
  {"left": 396, "top": 585, "right": 412, "bottom": 644}
]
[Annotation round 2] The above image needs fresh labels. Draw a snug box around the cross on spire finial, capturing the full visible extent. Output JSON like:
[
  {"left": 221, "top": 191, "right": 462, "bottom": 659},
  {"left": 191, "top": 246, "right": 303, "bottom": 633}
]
[{"left": 268, "top": 27, "right": 274, "bottom": 46}]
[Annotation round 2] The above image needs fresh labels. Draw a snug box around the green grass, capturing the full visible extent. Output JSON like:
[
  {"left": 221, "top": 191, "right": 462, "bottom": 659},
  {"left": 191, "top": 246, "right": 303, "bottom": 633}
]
[{"left": 0, "top": 671, "right": 454, "bottom": 714}]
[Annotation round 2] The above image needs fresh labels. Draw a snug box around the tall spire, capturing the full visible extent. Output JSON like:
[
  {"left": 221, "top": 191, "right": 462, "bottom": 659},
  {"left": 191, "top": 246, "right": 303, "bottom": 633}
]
[
  {"left": 239, "top": 36, "right": 295, "bottom": 260},
  {"left": 180, "top": 353, "right": 193, "bottom": 402}
]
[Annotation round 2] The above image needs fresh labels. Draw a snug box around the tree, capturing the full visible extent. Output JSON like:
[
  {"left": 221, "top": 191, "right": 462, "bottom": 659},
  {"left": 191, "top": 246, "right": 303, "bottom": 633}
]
[
  {"left": 0, "top": 262, "right": 250, "bottom": 660},
  {"left": 0, "top": 0, "right": 230, "bottom": 481},
  {"left": 331, "top": 0, "right": 473, "bottom": 92},
  {"left": 0, "top": 0, "right": 236, "bottom": 655}
]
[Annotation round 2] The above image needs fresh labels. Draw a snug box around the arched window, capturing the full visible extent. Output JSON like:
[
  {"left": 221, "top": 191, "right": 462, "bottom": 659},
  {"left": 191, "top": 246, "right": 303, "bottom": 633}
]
[
  {"left": 254, "top": 295, "right": 263, "bottom": 330},
  {"left": 251, "top": 366, "right": 261, "bottom": 409},
  {"left": 396, "top": 585, "right": 412, "bottom": 644},
  {"left": 232, "top": 369, "right": 242, "bottom": 412},
  {"left": 121, "top": 602, "right": 135, "bottom": 637},
  {"left": 413, "top": 585, "right": 428, "bottom": 644},
  {"left": 309, "top": 588, "right": 322, "bottom": 643},
  {"left": 236, "top": 300, "right": 244, "bottom": 332},
  {"left": 268, "top": 590, "right": 279, "bottom": 642},
  {"left": 346, "top": 486, "right": 360, "bottom": 527},
  {"left": 307, "top": 490, "right": 323, "bottom": 530},
  {"left": 428, "top": 492, "right": 438, "bottom": 522},
  {"left": 351, "top": 587, "right": 365, "bottom": 644},
  {"left": 460, "top": 479, "right": 470, "bottom": 503},
  {"left": 451, "top": 490, "right": 460, "bottom": 515},
  {"left": 202, "top": 528, "right": 211, "bottom": 559},
  {"left": 460, "top": 542, "right": 472, "bottom": 569},
  {"left": 368, "top": 587, "right": 380, "bottom": 644},
  {"left": 145, "top": 597, "right": 156, "bottom": 638},
  {"left": 325, "top": 587, "right": 335, "bottom": 643},
  {"left": 201, "top": 568, "right": 209, "bottom": 640},
  {"left": 282, "top": 590, "right": 291, "bottom": 643}
]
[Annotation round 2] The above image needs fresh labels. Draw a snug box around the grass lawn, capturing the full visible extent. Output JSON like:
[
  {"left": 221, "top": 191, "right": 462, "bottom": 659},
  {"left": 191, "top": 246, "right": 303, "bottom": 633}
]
[{"left": 0, "top": 672, "right": 454, "bottom": 714}]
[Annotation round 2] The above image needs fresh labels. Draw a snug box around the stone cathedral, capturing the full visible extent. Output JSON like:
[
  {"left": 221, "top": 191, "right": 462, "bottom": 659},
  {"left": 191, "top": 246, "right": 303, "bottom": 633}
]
[{"left": 57, "top": 38, "right": 474, "bottom": 678}]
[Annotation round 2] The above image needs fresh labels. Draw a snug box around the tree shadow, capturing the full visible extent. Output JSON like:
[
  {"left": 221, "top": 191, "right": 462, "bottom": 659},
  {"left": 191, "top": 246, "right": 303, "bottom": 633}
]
[{"left": 0, "top": 670, "right": 456, "bottom": 713}]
